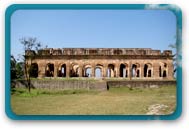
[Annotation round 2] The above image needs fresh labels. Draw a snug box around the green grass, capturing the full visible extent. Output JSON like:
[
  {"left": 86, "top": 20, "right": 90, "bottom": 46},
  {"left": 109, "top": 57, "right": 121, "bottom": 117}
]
[{"left": 11, "top": 86, "right": 176, "bottom": 115}]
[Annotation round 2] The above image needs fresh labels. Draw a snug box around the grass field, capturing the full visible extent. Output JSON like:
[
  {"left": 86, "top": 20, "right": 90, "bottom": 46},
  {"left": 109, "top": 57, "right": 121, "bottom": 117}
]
[{"left": 11, "top": 86, "right": 176, "bottom": 115}]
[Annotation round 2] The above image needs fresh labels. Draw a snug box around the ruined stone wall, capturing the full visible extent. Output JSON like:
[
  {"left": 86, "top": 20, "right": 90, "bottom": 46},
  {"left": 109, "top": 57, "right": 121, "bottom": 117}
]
[
  {"left": 26, "top": 48, "right": 174, "bottom": 80},
  {"left": 30, "top": 58, "right": 173, "bottom": 79},
  {"left": 107, "top": 80, "right": 176, "bottom": 88},
  {"left": 14, "top": 79, "right": 176, "bottom": 90},
  {"left": 15, "top": 80, "right": 107, "bottom": 91}
]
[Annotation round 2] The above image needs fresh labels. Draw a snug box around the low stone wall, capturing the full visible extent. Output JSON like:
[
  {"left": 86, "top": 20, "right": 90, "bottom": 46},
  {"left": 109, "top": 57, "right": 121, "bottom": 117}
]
[
  {"left": 14, "top": 79, "right": 176, "bottom": 91},
  {"left": 14, "top": 79, "right": 107, "bottom": 91},
  {"left": 107, "top": 80, "right": 176, "bottom": 88}
]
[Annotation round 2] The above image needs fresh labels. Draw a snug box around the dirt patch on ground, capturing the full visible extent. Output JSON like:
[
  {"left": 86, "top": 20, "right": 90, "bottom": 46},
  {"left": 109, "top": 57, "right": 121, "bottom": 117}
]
[{"left": 146, "top": 104, "right": 169, "bottom": 115}]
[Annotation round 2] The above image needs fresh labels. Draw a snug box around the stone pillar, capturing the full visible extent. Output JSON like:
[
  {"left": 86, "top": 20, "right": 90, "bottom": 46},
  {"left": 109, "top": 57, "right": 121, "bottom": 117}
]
[
  {"left": 91, "top": 65, "right": 95, "bottom": 77},
  {"left": 78, "top": 65, "right": 83, "bottom": 77},
  {"left": 128, "top": 62, "right": 132, "bottom": 80},
  {"left": 66, "top": 64, "right": 70, "bottom": 78},
  {"left": 140, "top": 63, "right": 144, "bottom": 78},
  {"left": 103, "top": 65, "right": 107, "bottom": 77},
  {"left": 38, "top": 62, "right": 46, "bottom": 78},
  {"left": 168, "top": 61, "right": 174, "bottom": 79},
  {"left": 153, "top": 62, "right": 159, "bottom": 79},
  {"left": 110, "top": 69, "right": 114, "bottom": 77},
  {"left": 54, "top": 62, "right": 58, "bottom": 78},
  {"left": 115, "top": 64, "right": 120, "bottom": 77}
]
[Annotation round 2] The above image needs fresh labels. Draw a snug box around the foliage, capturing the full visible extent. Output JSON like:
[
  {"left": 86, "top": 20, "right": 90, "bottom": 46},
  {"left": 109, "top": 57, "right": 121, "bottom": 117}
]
[
  {"left": 11, "top": 55, "right": 17, "bottom": 80},
  {"left": 168, "top": 43, "right": 177, "bottom": 76},
  {"left": 11, "top": 55, "right": 24, "bottom": 80},
  {"left": 19, "top": 37, "right": 42, "bottom": 92},
  {"left": 16, "top": 62, "right": 24, "bottom": 79}
]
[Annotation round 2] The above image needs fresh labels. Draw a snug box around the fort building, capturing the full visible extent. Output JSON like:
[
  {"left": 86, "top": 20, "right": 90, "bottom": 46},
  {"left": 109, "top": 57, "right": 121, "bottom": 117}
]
[{"left": 26, "top": 48, "right": 174, "bottom": 80}]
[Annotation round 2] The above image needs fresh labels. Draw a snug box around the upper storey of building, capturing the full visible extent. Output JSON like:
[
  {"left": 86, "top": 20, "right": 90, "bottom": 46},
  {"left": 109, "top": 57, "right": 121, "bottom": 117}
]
[{"left": 26, "top": 48, "right": 172, "bottom": 57}]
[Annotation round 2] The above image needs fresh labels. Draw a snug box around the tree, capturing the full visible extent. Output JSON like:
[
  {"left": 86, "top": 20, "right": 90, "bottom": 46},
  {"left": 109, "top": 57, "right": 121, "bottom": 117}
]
[
  {"left": 168, "top": 43, "right": 177, "bottom": 77},
  {"left": 16, "top": 62, "right": 24, "bottom": 79},
  {"left": 20, "top": 37, "right": 42, "bottom": 93},
  {"left": 11, "top": 55, "right": 17, "bottom": 80}
]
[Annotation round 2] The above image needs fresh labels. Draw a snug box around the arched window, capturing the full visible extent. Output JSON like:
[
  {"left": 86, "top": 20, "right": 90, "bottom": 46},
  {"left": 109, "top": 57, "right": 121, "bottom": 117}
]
[
  {"left": 144, "top": 63, "right": 152, "bottom": 77},
  {"left": 95, "top": 64, "right": 103, "bottom": 78},
  {"left": 132, "top": 63, "right": 140, "bottom": 77},
  {"left": 83, "top": 64, "right": 92, "bottom": 77},
  {"left": 95, "top": 68, "right": 102, "bottom": 78},
  {"left": 70, "top": 64, "right": 79, "bottom": 77},
  {"left": 120, "top": 63, "right": 128, "bottom": 77},
  {"left": 159, "top": 63, "right": 167, "bottom": 78},
  {"left": 58, "top": 64, "right": 66, "bottom": 77},
  {"left": 29, "top": 63, "right": 38, "bottom": 78},
  {"left": 107, "top": 64, "right": 115, "bottom": 77},
  {"left": 45, "top": 63, "right": 54, "bottom": 77}
]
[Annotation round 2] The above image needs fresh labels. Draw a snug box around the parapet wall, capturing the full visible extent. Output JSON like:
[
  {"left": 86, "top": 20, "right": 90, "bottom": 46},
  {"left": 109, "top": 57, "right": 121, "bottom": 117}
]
[
  {"left": 26, "top": 48, "right": 172, "bottom": 56},
  {"left": 107, "top": 80, "right": 176, "bottom": 88},
  {"left": 14, "top": 79, "right": 107, "bottom": 91},
  {"left": 14, "top": 79, "right": 176, "bottom": 91}
]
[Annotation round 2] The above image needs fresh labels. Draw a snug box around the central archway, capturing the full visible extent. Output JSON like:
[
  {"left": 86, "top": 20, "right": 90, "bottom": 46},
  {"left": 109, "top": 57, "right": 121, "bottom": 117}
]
[{"left": 95, "top": 64, "right": 103, "bottom": 78}]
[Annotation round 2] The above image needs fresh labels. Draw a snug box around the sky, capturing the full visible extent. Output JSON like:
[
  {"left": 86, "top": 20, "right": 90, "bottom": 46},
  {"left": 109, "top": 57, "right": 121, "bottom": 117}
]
[{"left": 11, "top": 9, "right": 177, "bottom": 59}]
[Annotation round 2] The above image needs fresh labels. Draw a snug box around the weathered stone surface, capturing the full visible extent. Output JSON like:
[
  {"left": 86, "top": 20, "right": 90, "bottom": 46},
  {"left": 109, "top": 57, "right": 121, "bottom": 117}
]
[
  {"left": 107, "top": 80, "right": 176, "bottom": 88},
  {"left": 15, "top": 79, "right": 176, "bottom": 91},
  {"left": 26, "top": 48, "right": 174, "bottom": 80},
  {"left": 15, "top": 79, "right": 107, "bottom": 91}
]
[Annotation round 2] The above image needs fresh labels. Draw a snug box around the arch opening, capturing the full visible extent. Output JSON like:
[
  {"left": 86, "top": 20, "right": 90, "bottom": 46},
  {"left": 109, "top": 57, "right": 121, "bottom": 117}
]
[
  {"left": 45, "top": 63, "right": 54, "bottom": 77},
  {"left": 107, "top": 64, "right": 115, "bottom": 77},
  {"left": 163, "top": 70, "right": 167, "bottom": 77},
  {"left": 120, "top": 64, "right": 128, "bottom": 78},
  {"left": 70, "top": 64, "right": 79, "bottom": 77},
  {"left": 144, "top": 63, "right": 152, "bottom": 77},
  {"left": 132, "top": 64, "right": 140, "bottom": 77},
  {"left": 58, "top": 64, "right": 66, "bottom": 77},
  {"left": 83, "top": 64, "right": 92, "bottom": 77},
  {"left": 29, "top": 63, "right": 38, "bottom": 78},
  {"left": 85, "top": 67, "right": 92, "bottom": 77},
  {"left": 159, "top": 63, "right": 167, "bottom": 78},
  {"left": 95, "top": 67, "right": 102, "bottom": 78}
]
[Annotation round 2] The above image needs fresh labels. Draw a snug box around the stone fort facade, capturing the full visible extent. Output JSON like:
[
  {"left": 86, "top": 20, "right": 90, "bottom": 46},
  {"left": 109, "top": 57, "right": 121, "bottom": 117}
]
[{"left": 26, "top": 48, "right": 174, "bottom": 80}]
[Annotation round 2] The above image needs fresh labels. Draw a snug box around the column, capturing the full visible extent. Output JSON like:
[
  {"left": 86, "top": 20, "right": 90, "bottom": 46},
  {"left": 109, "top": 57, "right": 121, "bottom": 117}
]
[
  {"left": 168, "top": 61, "right": 174, "bottom": 79},
  {"left": 128, "top": 62, "right": 132, "bottom": 80},
  {"left": 110, "top": 69, "right": 114, "bottom": 77},
  {"left": 116, "top": 64, "right": 120, "bottom": 78},
  {"left": 140, "top": 63, "right": 144, "bottom": 78},
  {"left": 103, "top": 65, "right": 107, "bottom": 77},
  {"left": 66, "top": 64, "right": 70, "bottom": 78},
  {"left": 91, "top": 66, "right": 95, "bottom": 77},
  {"left": 38, "top": 62, "right": 46, "bottom": 78},
  {"left": 153, "top": 62, "right": 160, "bottom": 79},
  {"left": 54, "top": 63, "right": 58, "bottom": 78},
  {"left": 78, "top": 65, "right": 83, "bottom": 77}
]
